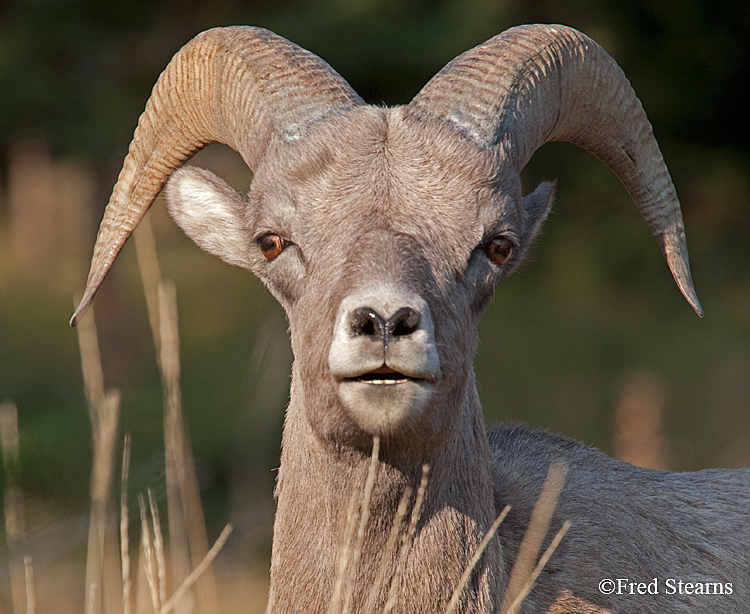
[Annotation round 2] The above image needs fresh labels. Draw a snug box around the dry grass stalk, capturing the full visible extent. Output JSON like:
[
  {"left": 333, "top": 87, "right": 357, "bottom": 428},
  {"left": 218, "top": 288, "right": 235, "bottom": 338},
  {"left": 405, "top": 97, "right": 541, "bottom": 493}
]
[
  {"left": 163, "top": 452, "right": 190, "bottom": 614},
  {"left": 135, "top": 222, "right": 189, "bottom": 603},
  {"left": 7, "top": 135, "right": 56, "bottom": 271},
  {"left": 75, "top": 297, "right": 123, "bottom": 614},
  {"left": 339, "top": 437, "right": 381, "bottom": 614},
  {"left": 612, "top": 370, "right": 670, "bottom": 469},
  {"left": 139, "top": 493, "right": 161, "bottom": 613},
  {"left": 362, "top": 484, "right": 413, "bottom": 614},
  {"left": 134, "top": 214, "right": 164, "bottom": 359},
  {"left": 500, "top": 459, "right": 568, "bottom": 614},
  {"left": 23, "top": 555, "right": 36, "bottom": 614},
  {"left": 445, "top": 504, "right": 512, "bottom": 614},
  {"left": 121, "top": 435, "right": 132, "bottom": 614},
  {"left": 134, "top": 537, "right": 153, "bottom": 614},
  {"left": 328, "top": 460, "right": 370, "bottom": 614},
  {"left": 72, "top": 230, "right": 230, "bottom": 614},
  {"left": 74, "top": 293, "right": 106, "bottom": 412},
  {"left": 86, "top": 581, "right": 98, "bottom": 614},
  {"left": 1, "top": 400, "right": 29, "bottom": 614},
  {"left": 504, "top": 520, "right": 571, "bottom": 614},
  {"left": 156, "top": 524, "right": 233, "bottom": 614},
  {"left": 7, "top": 135, "right": 95, "bottom": 282},
  {"left": 85, "top": 398, "right": 122, "bottom": 613},
  {"left": 383, "top": 464, "right": 430, "bottom": 614},
  {"left": 325, "top": 450, "right": 564, "bottom": 614},
  {"left": 98, "top": 392, "right": 126, "bottom": 613},
  {"left": 158, "top": 279, "right": 218, "bottom": 614},
  {"left": 139, "top": 215, "right": 219, "bottom": 614},
  {"left": 148, "top": 489, "right": 169, "bottom": 608}
]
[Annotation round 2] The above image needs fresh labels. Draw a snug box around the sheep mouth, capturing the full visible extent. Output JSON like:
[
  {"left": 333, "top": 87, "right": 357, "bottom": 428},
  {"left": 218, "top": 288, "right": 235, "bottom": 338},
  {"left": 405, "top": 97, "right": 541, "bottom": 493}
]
[{"left": 351, "top": 367, "right": 414, "bottom": 385}]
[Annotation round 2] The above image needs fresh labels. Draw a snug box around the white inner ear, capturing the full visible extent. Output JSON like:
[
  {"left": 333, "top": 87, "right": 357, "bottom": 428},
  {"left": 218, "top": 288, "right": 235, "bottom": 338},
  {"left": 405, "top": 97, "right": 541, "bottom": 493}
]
[{"left": 165, "top": 166, "right": 252, "bottom": 269}]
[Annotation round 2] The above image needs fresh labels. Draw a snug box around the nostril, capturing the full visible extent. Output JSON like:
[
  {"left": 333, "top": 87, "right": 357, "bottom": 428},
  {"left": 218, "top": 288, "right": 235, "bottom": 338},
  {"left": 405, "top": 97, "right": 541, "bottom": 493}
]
[
  {"left": 350, "top": 307, "right": 386, "bottom": 337},
  {"left": 388, "top": 307, "right": 421, "bottom": 337},
  {"left": 349, "top": 305, "right": 421, "bottom": 341}
]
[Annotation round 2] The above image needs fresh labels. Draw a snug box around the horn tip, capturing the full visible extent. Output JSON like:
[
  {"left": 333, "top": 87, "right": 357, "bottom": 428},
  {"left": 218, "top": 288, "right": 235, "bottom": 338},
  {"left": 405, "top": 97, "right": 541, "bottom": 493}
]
[
  {"left": 663, "top": 245, "right": 703, "bottom": 318},
  {"left": 682, "top": 286, "right": 704, "bottom": 318},
  {"left": 70, "top": 292, "right": 94, "bottom": 327}
]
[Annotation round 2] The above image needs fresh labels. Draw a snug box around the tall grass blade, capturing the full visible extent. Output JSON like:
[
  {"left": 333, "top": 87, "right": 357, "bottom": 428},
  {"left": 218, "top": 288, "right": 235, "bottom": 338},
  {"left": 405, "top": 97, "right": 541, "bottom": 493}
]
[
  {"left": 149, "top": 489, "right": 169, "bottom": 607},
  {"left": 75, "top": 297, "right": 122, "bottom": 614},
  {"left": 121, "top": 435, "right": 132, "bottom": 614},
  {"left": 328, "top": 460, "right": 369, "bottom": 614},
  {"left": 23, "top": 555, "right": 36, "bottom": 614},
  {"left": 1, "top": 400, "right": 28, "bottom": 614},
  {"left": 158, "top": 279, "right": 219, "bottom": 614},
  {"left": 505, "top": 521, "right": 571, "bottom": 614},
  {"left": 134, "top": 214, "right": 163, "bottom": 360},
  {"left": 362, "top": 484, "right": 412, "bottom": 614},
  {"left": 157, "top": 524, "right": 233, "bottom": 614},
  {"left": 139, "top": 493, "right": 161, "bottom": 613},
  {"left": 74, "top": 293, "right": 105, "bottom": 412},
  {"left": 500, "top": 459, "right": 568, "bottom": 614},
  {"left": 137, "top": 214, "right": 220, "bottom": 614},
  {"left": 383, "top": 464, "right": 429, "bottom": 614},
  {"left": 340, "top": 436, "right": 380, "bottom": 614},
  {"left": 446, "top": 504, "right": 511, "bottom": 614}
]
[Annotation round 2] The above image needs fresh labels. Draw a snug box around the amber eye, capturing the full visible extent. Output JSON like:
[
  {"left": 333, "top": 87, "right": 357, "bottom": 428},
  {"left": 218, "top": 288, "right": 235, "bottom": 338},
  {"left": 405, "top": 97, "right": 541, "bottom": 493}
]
[
  {"left": 485, "top": 236, "right": 514, "bottom": 265},
  {"left": 258, "top": 233, "right": 286, "bottom": 260}
]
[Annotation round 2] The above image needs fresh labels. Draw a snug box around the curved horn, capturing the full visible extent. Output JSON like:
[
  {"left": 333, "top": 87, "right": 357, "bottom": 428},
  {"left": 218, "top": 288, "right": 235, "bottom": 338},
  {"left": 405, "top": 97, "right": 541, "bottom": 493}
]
[
  {"left": 407, "top": 24, "right": 702, "bottom": 316},
  {"left": 71, "top": 26, "right": 364, "bottom": 326}
]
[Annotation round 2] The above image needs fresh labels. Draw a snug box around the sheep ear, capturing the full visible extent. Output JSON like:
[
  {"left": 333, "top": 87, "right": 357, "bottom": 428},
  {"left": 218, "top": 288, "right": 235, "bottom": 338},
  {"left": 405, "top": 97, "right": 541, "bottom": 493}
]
[
  {"left": 165, "top": 166, "right": 253, "bottom": 269},
  {"left": 522, "top": 181, "right": 555, "bottom": 244}
]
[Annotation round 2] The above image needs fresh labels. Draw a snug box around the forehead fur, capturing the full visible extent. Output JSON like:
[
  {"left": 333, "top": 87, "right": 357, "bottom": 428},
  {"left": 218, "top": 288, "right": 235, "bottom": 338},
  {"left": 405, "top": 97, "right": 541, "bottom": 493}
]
[
  {"left": 251, "top": 106, "right": 522, "bottom": 272},
  {"left": 275, "top": 105, "right": 507, "bottom": 199}
]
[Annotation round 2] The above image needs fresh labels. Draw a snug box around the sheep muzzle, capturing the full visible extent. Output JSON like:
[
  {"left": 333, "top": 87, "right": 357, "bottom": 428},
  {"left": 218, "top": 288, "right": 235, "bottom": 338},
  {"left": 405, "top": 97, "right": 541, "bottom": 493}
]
[{"left": 328, "top": 286, "right": 442, "bottom": 434}]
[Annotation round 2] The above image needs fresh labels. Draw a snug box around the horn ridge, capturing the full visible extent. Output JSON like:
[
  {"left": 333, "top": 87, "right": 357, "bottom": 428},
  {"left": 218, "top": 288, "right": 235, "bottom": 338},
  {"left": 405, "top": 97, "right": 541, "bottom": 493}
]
[
  {"left": 407, "top": 24, "right": 702, "bottom": 316},
  {"left": 71, "top": 26, "right": 364, "bottom": 326}
]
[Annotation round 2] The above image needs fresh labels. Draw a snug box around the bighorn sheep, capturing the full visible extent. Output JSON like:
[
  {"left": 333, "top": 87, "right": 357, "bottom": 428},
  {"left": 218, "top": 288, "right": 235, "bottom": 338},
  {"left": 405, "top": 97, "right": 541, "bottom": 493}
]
[{"left": 72, "top": 24, "right": 750, "bottom": 613}]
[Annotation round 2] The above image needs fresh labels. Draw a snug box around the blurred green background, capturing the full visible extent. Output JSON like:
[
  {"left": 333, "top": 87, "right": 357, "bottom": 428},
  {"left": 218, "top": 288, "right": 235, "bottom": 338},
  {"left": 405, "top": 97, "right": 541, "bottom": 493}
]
[{"left": 1, "top": 0, "right": 749, "bottom": 594}]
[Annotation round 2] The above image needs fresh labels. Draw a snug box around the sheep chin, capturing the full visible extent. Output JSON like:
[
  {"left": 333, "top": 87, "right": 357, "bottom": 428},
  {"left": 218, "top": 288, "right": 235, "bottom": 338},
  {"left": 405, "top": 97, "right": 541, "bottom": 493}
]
[{"left": 335, "top": 377, "right": 437, "bottom": 435}]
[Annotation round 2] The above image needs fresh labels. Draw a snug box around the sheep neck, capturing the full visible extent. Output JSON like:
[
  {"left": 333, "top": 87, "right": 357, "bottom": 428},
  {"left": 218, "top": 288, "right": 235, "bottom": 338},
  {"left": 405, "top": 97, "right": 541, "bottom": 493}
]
[{"left": 267, "top": 379, "right": 504, "bottom": 613}]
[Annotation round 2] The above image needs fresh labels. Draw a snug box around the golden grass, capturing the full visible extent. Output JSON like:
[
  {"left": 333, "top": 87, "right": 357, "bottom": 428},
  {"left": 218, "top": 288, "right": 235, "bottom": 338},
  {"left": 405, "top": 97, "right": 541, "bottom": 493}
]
[
  {"left": 1, "top": 400, "right": 29, "bottom": 614},
  {"left": 75, "top": 296, "right": 122, "bottom": 614},
  {"left": 328, "top": 436, "right": 380, "bottom": 614},
  {"left": 361, "top": 483, "right": 412, "bottom": 614},
  {"left": 446, "top": 504, "right": 511, "bottom": 614},
  {"left": 500, "top": 458, "right": 568, "bottom": 614},
  {"left": 120, "top": 436, "right": 132, "bottom": 614},
  {"left": 137, "top": 219, "right": 220, "bottom": 614},
  {"left": 0, "top": 217, "right": 234, "bottom": 614},
  {"left": 67, "top": 285, "right": 232, "bottom": 614}
]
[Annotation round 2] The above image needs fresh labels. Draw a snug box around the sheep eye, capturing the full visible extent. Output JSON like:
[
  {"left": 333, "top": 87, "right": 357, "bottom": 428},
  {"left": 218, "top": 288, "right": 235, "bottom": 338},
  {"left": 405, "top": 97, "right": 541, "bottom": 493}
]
[
  {"left": 485, "top": 236, "right": 514, "bottom": 265},
  {"left": 258, "top": 233, "right": 287, "bottom": 260}
]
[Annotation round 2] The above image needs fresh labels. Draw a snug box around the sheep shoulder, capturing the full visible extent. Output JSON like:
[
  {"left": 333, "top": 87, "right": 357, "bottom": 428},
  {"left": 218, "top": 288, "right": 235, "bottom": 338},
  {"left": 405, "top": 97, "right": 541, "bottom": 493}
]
[{"left": 487, "top": 423, "right": 750, "bottom": 613}]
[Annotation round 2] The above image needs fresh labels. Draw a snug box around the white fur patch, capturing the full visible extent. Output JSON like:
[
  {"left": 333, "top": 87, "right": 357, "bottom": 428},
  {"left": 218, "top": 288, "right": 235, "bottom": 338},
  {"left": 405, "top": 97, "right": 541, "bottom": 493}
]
[{"left": 166, "top": 167, "right": 252, "bottom": 269}]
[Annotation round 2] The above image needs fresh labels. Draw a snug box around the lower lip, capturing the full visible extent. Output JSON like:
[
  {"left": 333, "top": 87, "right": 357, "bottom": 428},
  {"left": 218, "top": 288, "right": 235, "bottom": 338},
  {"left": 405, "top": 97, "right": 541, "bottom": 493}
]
[{"left": 336, "top": 378, "right": 437, "bottom": 433}]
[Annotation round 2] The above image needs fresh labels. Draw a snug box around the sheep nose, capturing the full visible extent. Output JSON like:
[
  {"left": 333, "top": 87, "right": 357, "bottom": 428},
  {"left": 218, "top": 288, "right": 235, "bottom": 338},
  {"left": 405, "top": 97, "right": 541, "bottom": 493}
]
[{"left": 350, "top": 306, "right": 421, "bottom": 342}]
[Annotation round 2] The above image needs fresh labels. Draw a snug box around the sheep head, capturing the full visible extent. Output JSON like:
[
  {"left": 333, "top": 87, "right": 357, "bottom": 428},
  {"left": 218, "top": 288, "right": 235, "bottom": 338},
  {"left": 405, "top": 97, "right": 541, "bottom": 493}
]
[
  {"left": 161, "top": 106, "right": 555, "bottom": 451},
  {"left": 72, "top": 24, "right": 701, "bottom": 453}
]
